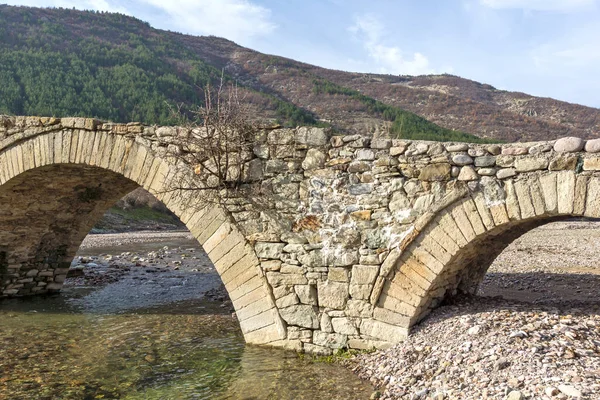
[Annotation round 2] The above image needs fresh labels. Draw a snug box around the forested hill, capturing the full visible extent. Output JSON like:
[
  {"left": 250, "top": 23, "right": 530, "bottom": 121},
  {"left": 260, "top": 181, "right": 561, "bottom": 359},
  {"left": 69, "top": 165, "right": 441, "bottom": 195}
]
[{"left": 1, "top": 5, "right": 599, "bottom": 142}]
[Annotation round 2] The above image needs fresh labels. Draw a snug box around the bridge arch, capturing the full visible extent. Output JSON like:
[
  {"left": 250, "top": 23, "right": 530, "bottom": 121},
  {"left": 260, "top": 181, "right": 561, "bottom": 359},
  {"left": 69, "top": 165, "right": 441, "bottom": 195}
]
[
  {"left": 0, "top": 127, "right": 285, "bottom": 345},
  {"left": 375, "top": 170, "right": 597, "bottom": 333}
]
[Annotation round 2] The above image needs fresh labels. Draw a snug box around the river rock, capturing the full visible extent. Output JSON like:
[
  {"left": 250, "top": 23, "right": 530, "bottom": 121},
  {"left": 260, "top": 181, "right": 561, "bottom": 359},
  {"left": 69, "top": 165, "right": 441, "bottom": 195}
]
[
  {"left": 452, "top": 154, "right": 474, "bottom": 166},
  {"left": 554, "top": 137, "right": 585, "bottom": 153},
  {"left": 474, "top": 155, "right": 496, "bottom": 167},
  {"left": 446, "top": 143, "right": 468, "bottom": 152},
  {"left": 487, "top": 144, "right": 501, "bottom": 155},
  {"left": 505, "top": 390, "right": 523, "bottom": 400},
  {"left": 558, "top": 385, "right": 582, "bottom": 397},
  {"left": 585, "top": 138, "right": 600, "bottom": 153},
  {"left": 458, "top": 166, "right": 478, "bottom": 181},
  {"left": 502, "top": 147, "right": 528, "bottom": 155}
]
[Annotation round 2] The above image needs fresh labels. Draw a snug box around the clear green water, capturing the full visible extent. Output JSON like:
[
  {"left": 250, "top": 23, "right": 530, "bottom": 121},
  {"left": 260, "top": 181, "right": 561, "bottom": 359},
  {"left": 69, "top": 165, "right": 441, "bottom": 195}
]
[{"left": 0, "top": 293, "right": 374, "bottom": 400}]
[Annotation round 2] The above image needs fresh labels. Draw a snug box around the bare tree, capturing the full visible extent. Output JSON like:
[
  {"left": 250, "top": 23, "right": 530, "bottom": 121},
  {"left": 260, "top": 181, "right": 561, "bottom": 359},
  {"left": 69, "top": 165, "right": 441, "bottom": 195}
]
[{"left": 162, "top": 79, "right": 267, "bottom": 209}]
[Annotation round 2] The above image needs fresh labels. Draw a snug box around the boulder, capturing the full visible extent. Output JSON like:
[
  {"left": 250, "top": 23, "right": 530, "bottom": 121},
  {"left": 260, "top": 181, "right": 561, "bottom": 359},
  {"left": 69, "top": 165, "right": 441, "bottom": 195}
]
[{"left": 554, "top": 137, "right": 584, "bottom": 153}]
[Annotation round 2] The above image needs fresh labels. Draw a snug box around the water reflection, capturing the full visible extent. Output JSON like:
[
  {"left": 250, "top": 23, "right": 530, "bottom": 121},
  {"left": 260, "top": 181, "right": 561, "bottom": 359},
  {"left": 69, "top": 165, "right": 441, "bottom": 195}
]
[{"left": 1, "top": 294, "right": 373, "bottom": 399}]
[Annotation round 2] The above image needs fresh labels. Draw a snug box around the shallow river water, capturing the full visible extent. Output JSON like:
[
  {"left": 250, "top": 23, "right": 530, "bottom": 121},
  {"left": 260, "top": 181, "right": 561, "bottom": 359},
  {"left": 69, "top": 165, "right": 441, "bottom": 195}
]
[{"left": 0, "top": 235, "right": 374, "bottom": 400}]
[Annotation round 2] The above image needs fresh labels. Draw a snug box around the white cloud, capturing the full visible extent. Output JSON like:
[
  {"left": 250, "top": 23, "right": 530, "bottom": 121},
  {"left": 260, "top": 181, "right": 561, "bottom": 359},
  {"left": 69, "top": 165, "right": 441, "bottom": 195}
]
[
  {"left": 349, "top": 14, "right": 435, "bottom": 76},
  {"left": 480, "top": 0, "right": 596, "bottom": 12},
  {"left": 137, "top": 0, "right": 276, "bottom": 44}
]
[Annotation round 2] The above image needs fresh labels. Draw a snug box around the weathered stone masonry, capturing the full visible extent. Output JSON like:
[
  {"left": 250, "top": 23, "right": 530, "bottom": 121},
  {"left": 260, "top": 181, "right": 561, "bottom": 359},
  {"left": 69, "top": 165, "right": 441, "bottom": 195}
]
[{"left": 1, "top": 116, "right": 600, "bottom": 354}]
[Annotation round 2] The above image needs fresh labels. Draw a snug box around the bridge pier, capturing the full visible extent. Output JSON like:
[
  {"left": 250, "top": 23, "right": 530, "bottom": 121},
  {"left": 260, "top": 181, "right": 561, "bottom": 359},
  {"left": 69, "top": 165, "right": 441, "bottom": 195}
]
[{"left": 2, "top": 116, "right": 600, "bottom": 353}]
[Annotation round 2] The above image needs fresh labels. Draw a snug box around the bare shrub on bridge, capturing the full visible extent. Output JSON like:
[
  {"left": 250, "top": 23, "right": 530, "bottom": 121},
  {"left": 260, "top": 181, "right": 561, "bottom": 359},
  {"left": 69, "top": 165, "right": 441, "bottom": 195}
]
[{"left": 163, "top": 81, "right": 269, "bottom": 211}]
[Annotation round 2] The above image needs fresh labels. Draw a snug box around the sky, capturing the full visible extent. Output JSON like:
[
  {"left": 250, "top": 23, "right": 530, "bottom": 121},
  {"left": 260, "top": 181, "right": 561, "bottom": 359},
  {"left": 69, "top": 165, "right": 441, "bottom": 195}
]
[{"left": 4, "top": 0, "right": 600, "bottom": 108}]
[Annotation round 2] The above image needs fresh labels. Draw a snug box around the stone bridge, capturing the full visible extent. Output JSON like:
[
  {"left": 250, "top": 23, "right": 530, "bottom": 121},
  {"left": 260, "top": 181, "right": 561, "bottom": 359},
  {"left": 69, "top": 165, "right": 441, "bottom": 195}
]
[{"left": 1, "top": 116, "right": 599, "bottom": 354}]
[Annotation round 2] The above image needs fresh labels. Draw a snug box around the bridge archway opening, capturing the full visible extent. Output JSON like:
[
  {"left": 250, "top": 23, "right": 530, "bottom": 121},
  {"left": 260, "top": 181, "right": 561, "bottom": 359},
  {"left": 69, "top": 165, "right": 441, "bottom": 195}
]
[
  {"left": 477, "top": 218, "right": 600, "bottom": 306},
  {"left": 0, "top": 161, "right": 284, "bottom": 345}
]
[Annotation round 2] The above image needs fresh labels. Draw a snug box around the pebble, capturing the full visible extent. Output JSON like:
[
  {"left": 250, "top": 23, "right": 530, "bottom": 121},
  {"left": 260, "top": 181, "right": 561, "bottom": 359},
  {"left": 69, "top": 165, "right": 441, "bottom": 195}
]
[{"left": 558, "top": 384, "right": 582, "bottom": 397}]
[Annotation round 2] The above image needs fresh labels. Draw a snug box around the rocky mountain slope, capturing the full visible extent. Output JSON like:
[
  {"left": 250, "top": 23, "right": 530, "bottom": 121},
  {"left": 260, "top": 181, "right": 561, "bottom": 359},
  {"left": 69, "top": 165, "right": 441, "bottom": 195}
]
[{"left": 0, "top": 5, "right": 599, "bottom": 142}]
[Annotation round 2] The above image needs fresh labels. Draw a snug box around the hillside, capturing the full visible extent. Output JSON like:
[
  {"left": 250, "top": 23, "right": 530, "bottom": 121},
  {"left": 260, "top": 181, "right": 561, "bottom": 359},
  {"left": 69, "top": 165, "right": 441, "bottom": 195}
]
[{"left": 0, "top": 5, "right": 599, "bottom": 142}]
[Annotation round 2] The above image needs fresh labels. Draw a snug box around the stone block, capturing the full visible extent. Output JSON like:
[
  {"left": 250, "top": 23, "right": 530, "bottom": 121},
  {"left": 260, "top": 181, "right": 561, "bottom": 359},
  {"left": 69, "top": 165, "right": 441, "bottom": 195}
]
[
  {"left": 502, "top": 147, "right": 528, "bottom": 156},
  {"left": 294, "top": 284, "right": 318, "bottom": 305},
  {"left": 302, "top": 148, "right": 326, "bottom": 170},
  {"left": 296, "top": 127, "right": 328, "bottom": 146},
  {"left": 514, "top": 180, "right": 535, "bottom": 219},
  {"left": 261, "top": 260, "right": 281, "bottom": 272},
  {"left": 540, "top": 174, "right": 558, "bottom": 213},
  {"left": 360, "top": 319, "right": 408, "bottom": 343},
  {"left": 583, "top": 158, "right": 600, "bottom": 171},
  {"left": 496, "top": 168, "right": 516, "bottom": 179},
  {"left": 266, "top": 272, "right": 308, "bottom": 286},
  {"left": 557, "top": 170, "right": 575, "bottom": 214},
  {"left": 348, "top": 161, "right": 371, "bottom": 173},
  {"left": 445, "top": 144, "right": 468, "bottom": 152},
  {"left": 418, "top": 163, "right": 451, "bottom": 181},
  {"left": 279, "top": 304, "right": 319, "bottom": 329},
  {"left": 331, "top": 317, "right": 358, "bottom": 335},
  {"left": 584, "top": 178, "right": 600, "bottom": 218},
  {"left": 317, "top": 281, "right": 349, "bottom": 310},
  {"left": 313, "top": 331, "right": 348, "bottom": 349},
  {"left": 573, "top": 175, "right": 589, "bottom": 215},
  {"left": 275, "top": 292, "right": 299, "bottom": 308},
  {"left": 474, "top": 155, "right": 496, "bottom": 167},
  {"left": 351, "top": 265, "right": 379, "bottom": 285},
  {"left": 254, "top": 242, "right": 285, "bottom": 259},
  {"left": 328, "top": 267, "right": 349, "bottom": 282},
  {"left": 549, "top": 155, "right": 578, "bottom": 171},
  {"left": 349, "top": 284, "right": 372, "bottom": 300},
  {"left": 514, "top": 157, "right": 548, "bottom": 172},
  {"left": 371, "top": 138, "right": 392, "bottom": 149}
]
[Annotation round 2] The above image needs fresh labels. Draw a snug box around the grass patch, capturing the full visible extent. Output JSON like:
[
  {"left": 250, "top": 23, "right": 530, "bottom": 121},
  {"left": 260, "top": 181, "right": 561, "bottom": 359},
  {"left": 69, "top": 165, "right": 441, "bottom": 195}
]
[{"left": 299, "top": 347, "right": 377, "bottom": 364}]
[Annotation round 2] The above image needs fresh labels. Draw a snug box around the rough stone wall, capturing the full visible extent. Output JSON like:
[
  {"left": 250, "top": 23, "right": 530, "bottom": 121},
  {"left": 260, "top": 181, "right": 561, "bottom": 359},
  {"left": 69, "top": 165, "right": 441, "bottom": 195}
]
[{"left": 2, "top": 116, "right": 600, "bottom": 354}]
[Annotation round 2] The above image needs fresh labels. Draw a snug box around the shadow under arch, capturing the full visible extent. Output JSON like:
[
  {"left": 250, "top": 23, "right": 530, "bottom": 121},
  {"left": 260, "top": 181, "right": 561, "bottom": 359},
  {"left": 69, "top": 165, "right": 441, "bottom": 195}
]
[
  {"left": 375, "top": 171, "right": 600, "bottom": 339},
  {"left": 0, "top": 129, "right": 285, "bottom": 345}
]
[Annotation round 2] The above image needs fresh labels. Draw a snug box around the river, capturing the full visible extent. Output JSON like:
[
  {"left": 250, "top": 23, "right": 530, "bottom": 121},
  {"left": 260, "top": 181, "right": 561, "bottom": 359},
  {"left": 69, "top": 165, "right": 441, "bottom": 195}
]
[{"left": 0, "top": 232, "right": 374, "bottom": 399}]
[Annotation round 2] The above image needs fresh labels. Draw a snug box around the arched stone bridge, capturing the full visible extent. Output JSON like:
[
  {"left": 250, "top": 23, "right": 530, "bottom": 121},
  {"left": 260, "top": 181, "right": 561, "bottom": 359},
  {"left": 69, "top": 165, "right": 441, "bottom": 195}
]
[{"left": 1, "top": 116, "right": 599, "bottom": 354}]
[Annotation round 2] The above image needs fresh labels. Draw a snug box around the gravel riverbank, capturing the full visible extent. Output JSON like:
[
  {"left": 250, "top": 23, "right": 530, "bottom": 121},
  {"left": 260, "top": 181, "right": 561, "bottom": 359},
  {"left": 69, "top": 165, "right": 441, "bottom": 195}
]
[
  {"left": 65, "top": 231, "right": 230, "bottom": 313},
  {"left": 349, "top": 221, "right": 600, "bottom": 400}
]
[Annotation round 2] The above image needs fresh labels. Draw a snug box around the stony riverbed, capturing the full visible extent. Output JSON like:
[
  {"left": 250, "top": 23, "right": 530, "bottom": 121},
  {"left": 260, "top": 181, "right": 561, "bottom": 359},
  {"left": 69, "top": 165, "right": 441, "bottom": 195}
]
[{"left": 349, "top": 220, "right": 600, "bottom": 399}]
